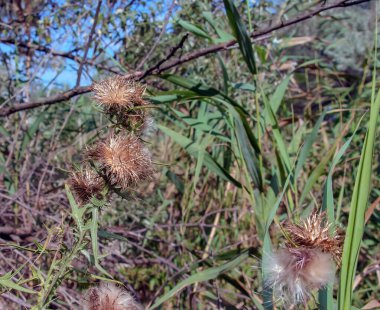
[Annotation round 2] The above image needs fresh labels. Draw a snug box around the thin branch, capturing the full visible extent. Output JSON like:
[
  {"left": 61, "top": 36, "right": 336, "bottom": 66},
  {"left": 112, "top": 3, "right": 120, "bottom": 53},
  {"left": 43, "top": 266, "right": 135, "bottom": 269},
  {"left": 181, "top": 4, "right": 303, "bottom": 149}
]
[
  {"left": 0, "top": 0, "right": 370, "bottom": 117},
  {"left": 138, "top": 33, "right": 189, "bottom": 81},
  {"left": 136, "top": 0, "right": 176, "bottom": 70},
  {"left": 0, "top": 38, "right": 121, "bottom": 74},
  {"left": 76, "top": 0, "right": 102, "bottom": 86}
]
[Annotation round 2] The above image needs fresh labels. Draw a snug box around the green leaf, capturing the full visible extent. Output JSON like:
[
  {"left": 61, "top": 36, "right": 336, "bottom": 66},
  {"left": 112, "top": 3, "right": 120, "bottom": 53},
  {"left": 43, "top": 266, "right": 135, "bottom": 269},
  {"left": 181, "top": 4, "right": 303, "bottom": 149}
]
[
  {"left": 160, "top": 74, "right": 261, "bottom": 154},
  {"left": 339, "top": 20, "right": 379, "bottom": 307},
  {"left": 223, "top": 0, "right": 256, "bottom": 75},
  {"left": 149, "top": 250, "right": 251, "bottom": 309},
  {"left": 262, "top": 91, "right": 291, "bottom": 174},
  {"left": 294, "top": 112, "right": 325, "bottom": 179},
  {"left": 65, "top": 184, "right": 86, "bottom": 234},
  {"left": 338, "top": 90, "right": 380, "bottom": 309},
  {"left": 90, "top": 208, "right": 112, "bottom": 278},
  {"left": 0, "top": 272, "right": 36, "bottom": 294},
  {"left": 269, "top": 75, "right": 291, "bottom": 116},
  {"left": 202, "top": 11, "right": 234, "bottom": 42},
  {"left": 235, "top": 118, "right": 262, "bottom": 190},
  {"left": 158, "top": 124, "right": 241, "bottom": 187},
  {"left": 233, "top": 82, "right": 256, "bottom": 92},
  {"left": 321, "top": 115, "right": 364, "bottom": 221},
  {"left": 177, "top": 19, "right": 211, "bottom": 39}
]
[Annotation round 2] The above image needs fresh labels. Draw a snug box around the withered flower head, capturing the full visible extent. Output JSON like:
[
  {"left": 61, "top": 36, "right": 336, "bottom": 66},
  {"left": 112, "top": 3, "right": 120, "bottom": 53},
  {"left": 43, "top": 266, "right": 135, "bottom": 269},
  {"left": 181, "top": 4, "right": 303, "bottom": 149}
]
[
  {"left": 83, "top": 283, "right": 143, "bottom": 310},
  {"left": 69, "top": 167, "right": 104, "bottom": 204},
  {"left": 87, "top": 135, "right": 153, "bottom": 190},
  {"left": 262, "top": 212, "right": 342, "bottom": 306},
  {"left": 92, "top": 76, "right": 146, "bottom": 110},
  {"left": 263, "top": 247, "right": 335, "bottom": 306},
  {"left": 285, "top": 212, "right": 343, "bottom": 265}
]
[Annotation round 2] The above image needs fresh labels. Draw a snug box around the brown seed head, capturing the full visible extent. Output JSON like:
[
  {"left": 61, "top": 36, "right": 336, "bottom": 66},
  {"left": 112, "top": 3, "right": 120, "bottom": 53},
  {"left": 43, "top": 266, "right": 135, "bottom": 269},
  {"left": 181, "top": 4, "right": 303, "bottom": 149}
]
[
  {"left": 92, "top": 76, "right": 146, "bottom": 110},
  {"left": 69, "top": 167, "right": 104, "bottom": 204},
  {"left": 285, "top": 212, "right": 343, "bottom": 265},
  {"left": 83, "top": 283, "right": 143, "bottom": 310},
  {"left": 87, "top": 135, "right": 153, "bottom": 190}
]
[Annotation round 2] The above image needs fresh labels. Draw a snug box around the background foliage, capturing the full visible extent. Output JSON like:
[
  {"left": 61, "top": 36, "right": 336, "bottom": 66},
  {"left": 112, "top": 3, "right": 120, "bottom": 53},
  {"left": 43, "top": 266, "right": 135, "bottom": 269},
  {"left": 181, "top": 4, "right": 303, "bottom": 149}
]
[{"left": 0, "top": 0, "right": 379, "bottom": 309}]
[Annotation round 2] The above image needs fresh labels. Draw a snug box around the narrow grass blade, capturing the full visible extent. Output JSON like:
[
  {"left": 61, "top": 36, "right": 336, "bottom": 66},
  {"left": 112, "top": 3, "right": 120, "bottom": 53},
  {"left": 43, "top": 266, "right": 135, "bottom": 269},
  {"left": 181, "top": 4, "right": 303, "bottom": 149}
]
[
  {"left": 262, "top": 91, "right": 291, "bottom": 174},
  {"left": 235, "top": 118, "right": 263, "bottom": 190},
  {"left": 149, "top": 250, "right": 251, "bottom": 309},
  {"left": 158, "top": 124, "right": 241, "bottom": 187},
  {"left": 338, "top": 88, "right": 380, "bottom": 309},
  {"left": 90, "top": 208, "right": 112, "bottom": 278},
  {"left": 178, "top": 19, "right": 211, "bottom": 40},
  {"left": 223, "top": 0, "right": 256, "bottom": 75},
  {"left": 202, "top": 11, "right": 234, "bottom": 41},
  {"left": 267, "top": 75, "right": 291, "bottom": 119},
  {"left": 294, "top": 112, "right": 325, "bottom": 179},
  {"left": 0, "top": 271, "right": 36, "bottom": 294}
]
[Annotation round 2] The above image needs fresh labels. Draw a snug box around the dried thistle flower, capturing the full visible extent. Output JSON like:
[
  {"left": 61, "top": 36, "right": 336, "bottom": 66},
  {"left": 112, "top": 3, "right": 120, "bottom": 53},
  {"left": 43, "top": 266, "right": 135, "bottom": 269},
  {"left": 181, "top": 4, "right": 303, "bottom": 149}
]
[
  {"left": 83, "top": 283, "right": 143, "bottom": 310},
  {"left": 263, "top": 212, "right": 342, "bottom": 306},
  {"left": 263, "top": 248, "right": 335, "bottom": 306},
  {"left": 87, "top": 135, "right": 153, "bottom": 190},
  {"left": 69, "top": 167, "right": 104, "bottom": 204},
  {"left": 285, "top": 212, "right": 343, "bottom": 265},
  {"left": 92, "top": 76, "right": 146, "bottom": 110}
]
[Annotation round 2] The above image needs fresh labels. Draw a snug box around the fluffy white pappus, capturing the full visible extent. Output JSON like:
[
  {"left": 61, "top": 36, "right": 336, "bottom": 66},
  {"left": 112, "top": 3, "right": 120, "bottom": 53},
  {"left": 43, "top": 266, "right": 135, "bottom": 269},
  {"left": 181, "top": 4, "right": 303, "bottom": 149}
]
[
  {"left": 262, "top": 247, "right": 335, "bottom": 306},
  {"left": 83, "top": 283, "right": 143, "bottom": 310},
  {"left": 141, "top": 116, "right": 156, "bottom": 137}
]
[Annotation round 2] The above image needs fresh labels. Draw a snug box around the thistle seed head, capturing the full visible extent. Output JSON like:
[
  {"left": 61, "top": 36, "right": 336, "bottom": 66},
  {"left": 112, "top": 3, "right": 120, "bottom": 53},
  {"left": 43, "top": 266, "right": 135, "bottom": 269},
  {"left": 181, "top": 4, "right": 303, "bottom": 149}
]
[
  {"left": 92, "top": 76, "right": 146, "bottom": 110},
  {"left": 263, "top": 247, "right": 335, "bottom": 306},
  {"left": 83, "top": 283, "right": 143, "bottom": 310},
  {"left": 285, "top": 212, "right": 343, "bottom": 265},
  {"left": 87, "top": 135, "right": 153, "bottom": 190},
  {"left": 69, "top": 167, "right": 104, "bottom": 204}
]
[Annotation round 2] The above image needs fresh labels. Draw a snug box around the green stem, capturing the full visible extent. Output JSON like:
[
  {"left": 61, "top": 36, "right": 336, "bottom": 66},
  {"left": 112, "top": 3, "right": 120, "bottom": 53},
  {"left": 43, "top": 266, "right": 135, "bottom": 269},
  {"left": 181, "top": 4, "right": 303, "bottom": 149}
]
[{"left": 37, "top": 233, "right": 86, "bottom": 309}]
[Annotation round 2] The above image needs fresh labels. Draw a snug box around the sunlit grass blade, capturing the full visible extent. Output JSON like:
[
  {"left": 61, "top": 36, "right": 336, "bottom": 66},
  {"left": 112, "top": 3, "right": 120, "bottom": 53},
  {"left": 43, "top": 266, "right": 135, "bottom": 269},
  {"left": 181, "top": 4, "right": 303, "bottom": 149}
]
[
  {"left": 338, "top": 88, "right": 380, "bottom": 309},
  {"left": 319, "top": 116, "right": 363, "bottom": 310},
  {"left": 338, "top": 15, "right": 379, "bottom": 308}
]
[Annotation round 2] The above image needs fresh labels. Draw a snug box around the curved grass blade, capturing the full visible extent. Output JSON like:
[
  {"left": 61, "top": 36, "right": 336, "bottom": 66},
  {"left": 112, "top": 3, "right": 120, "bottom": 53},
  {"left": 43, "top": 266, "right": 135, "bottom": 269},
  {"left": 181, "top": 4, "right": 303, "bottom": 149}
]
[
  {"left": 158, "top": 124, "right": 241, "bottom": 187},
  {"left": 149, "top": 250, "right": 251, "bottom": 310}
]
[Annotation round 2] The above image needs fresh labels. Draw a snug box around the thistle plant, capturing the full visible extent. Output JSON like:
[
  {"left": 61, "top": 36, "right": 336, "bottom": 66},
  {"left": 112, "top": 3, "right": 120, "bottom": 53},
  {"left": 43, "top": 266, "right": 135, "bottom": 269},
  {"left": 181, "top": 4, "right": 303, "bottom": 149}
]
[
  {"left": 263, "top": 212, "right": 343, "bottom": 307},
  {"left": 69, "top": 167, "right": 105, "bottom": 204},
  {"left": 84, "top": 283, "right": 143, "bottom": 310},
  {"left": 71, "top": 75, "right": 153, "bottom": 199},
  {"left": 92, "top": 76, "right": 150, "bottom": 133},
  {"left": 36, "top": 76, "right": 152, "bottom": 309},
  {"left": 86, "top": 135, "right": 153, "bottom": 191}
]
